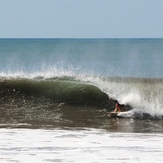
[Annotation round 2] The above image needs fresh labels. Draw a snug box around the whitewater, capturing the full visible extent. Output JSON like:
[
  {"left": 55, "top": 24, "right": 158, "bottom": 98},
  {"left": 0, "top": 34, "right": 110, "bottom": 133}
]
[
  {"left": 1, "top": 39, "right": 163, "bottom": 162},
  {"left": 1, "top": 128, "right": 163, "bottom": 163}
]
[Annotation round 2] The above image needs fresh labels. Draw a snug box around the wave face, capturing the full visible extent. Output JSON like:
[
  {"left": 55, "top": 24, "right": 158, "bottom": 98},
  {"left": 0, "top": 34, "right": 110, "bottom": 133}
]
[{"left": 0, "top": 76, "right": 110, "bottom": 107}]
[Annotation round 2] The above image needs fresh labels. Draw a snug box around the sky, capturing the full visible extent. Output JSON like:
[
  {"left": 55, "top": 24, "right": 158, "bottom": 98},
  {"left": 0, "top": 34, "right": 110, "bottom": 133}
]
[{"left": 0, "top": 0, "right": 163, "bottom": 38}]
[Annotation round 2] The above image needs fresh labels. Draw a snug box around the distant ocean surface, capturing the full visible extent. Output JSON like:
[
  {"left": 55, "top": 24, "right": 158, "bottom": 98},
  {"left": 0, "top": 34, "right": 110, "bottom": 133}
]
[
  {"left": 1, "top": 38, "right": 163, "bottom": 78},
  {"left": 1, "top": 39, "right": 163, "bottom": 163}
]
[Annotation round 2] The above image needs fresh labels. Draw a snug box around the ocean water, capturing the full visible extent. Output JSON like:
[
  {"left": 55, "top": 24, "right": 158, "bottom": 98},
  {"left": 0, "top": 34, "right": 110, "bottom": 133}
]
[{"left": 1, "top": 38, "right": 163, "bottom": 162}]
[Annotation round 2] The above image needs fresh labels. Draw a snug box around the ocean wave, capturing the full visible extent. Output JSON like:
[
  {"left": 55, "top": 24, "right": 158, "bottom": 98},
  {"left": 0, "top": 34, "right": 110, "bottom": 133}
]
[{"left": 1, "top": 73, "right": 163, "bottom": 119}]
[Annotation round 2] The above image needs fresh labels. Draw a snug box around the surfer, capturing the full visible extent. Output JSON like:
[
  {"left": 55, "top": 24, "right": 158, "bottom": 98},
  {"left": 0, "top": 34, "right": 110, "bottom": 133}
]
[{"left": 114, "top": 100, "right": 125, "bottom": 112}]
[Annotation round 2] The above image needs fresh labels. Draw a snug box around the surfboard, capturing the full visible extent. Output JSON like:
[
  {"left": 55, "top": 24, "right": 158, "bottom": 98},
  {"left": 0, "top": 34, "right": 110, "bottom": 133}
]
[{"left": 108, "top": 112, "right": 128, "bottom": 118}]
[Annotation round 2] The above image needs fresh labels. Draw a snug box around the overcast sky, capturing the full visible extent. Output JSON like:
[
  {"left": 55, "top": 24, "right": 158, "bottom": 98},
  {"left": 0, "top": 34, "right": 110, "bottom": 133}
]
[{"left": 0, "top": 0, "right": 163, "bottom": 38}]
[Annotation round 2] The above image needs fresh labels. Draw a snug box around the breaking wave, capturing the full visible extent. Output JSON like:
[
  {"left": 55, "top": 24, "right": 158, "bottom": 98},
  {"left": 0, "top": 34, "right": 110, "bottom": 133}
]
[{"left": 1, "top": 71, "right": 163, "bottom": 119}]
